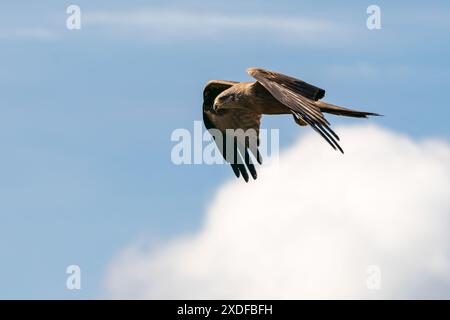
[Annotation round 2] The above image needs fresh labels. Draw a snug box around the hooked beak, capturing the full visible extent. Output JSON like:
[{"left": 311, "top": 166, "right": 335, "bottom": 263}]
[{"left": 212, "top": 99, "right": 220, "bottom": 112}]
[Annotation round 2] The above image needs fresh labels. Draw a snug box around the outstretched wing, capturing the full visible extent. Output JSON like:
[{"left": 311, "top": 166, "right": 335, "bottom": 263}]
[
  {"left": 203, "top": 80, "right": 262, "bottom": 182},
  {"left": 247, "top": 67, "right": 343, "bottom": 153}
]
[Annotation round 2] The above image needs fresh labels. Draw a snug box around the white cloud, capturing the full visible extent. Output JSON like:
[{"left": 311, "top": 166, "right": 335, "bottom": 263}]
[
  {"left": 85, "top": 9, "right": 349, "bottom": 45},
  {"left": 0, "top": 27, "right": 56, "bottom": 40},
  {"left": 104, "top": 125, "right": 450, "bottom": 299}
]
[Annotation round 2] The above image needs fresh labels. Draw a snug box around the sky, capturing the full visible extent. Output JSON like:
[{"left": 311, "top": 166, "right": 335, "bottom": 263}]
[{"left": 0, "top": 1, "right": 449, "bottom": 299}]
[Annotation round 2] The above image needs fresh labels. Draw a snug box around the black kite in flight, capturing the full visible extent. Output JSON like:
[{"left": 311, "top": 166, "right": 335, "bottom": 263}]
[{"left": 202, "top": 68, "right": 379, "bottom": 182}]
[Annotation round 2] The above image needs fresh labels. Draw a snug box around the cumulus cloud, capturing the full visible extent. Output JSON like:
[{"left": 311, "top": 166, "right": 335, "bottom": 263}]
[{"left": 104, "top": 125, "right": 450, "bottom": 299}]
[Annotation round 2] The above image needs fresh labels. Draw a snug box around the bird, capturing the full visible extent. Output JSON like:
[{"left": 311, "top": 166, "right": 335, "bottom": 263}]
[{"left": 202, "top": 67, "right": 380, "bottom": 182}]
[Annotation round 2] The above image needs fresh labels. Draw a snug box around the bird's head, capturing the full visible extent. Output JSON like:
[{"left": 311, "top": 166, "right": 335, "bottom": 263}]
[{"left": 213, "top": 88, "right": 242, "bottom": 112}]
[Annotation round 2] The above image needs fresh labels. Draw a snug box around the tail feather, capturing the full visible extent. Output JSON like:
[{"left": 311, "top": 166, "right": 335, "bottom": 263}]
[{"left": 315, "top": 101, "right": 381, "bottom": 118}]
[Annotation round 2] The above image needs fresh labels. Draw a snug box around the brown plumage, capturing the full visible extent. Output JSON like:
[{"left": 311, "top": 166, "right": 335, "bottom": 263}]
[{"left": 203, "top": 67, "right": 380, "bottom": 182}]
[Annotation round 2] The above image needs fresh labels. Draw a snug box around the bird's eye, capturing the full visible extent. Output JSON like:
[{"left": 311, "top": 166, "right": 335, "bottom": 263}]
[{"left": 221, "top": 95, "right": 233, "bottom": 102}]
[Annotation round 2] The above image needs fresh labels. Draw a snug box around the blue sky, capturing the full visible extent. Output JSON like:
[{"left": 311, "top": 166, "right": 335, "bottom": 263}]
[{"left": 0, "top": 0, "right": 449, "bottom": 299}]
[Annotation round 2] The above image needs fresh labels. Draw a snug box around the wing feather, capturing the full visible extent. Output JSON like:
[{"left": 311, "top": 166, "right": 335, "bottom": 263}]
[
  {"left": 203, "top": 80, "right": 262, "bottom": 181},
  {"left": 247, "top": 67, "right": 343, "bottom": 153}
]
